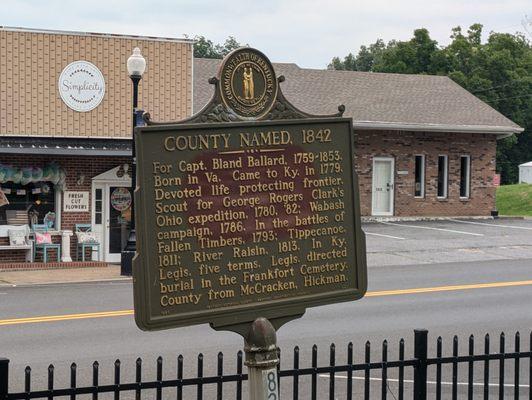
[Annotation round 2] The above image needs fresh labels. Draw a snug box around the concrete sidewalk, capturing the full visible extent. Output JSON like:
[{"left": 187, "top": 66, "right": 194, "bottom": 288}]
[{"left": 0, "top": 265, "right": 130, "bottom": 286}]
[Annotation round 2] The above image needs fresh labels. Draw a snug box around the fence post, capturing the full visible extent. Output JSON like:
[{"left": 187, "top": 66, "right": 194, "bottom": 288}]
[
  {"left": 244, "top": 318, "right": 280, "bottom": 400},
  {"left": 0, "top": 358, "right": 9, "bottom": 400},
  {"left": 413, "top": 329, "right": 428, "bottom": 400}
]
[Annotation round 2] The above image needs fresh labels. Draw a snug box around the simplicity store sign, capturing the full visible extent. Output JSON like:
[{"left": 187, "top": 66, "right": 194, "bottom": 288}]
[{"left": 58, "top": 60, "right": 106, "bottom": 112}]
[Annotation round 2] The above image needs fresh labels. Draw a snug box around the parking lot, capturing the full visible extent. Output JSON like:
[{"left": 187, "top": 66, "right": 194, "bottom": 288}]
[{"left": 363, "top": 218, "right": 532, "bottom": 266}]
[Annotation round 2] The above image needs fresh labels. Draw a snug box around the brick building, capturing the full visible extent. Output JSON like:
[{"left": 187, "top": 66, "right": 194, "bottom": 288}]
[
  {"left": 0, "top": 27, "right": 193, "bottom": 266},
  {"left": 194, "top": 59, "right": 523, "bottom": 217}
]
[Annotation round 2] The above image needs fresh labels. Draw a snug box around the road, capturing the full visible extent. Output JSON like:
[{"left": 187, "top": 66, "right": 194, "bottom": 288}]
[
  {"left": 1, "top": 219, "right": 531, "bottom": 398},
  {"left": 2, "top": 259, "right": 532, "bottom": 398}
]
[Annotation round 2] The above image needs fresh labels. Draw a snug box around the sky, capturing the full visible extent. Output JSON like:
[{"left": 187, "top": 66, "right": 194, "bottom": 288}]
[{"left": 3, "top": 0, "right": 531, "bottom": 69}]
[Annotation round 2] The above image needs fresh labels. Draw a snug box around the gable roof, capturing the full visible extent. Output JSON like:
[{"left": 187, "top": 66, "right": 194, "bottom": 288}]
[{"left": 194, "top": 58, "right": 523, "bottom": 138}]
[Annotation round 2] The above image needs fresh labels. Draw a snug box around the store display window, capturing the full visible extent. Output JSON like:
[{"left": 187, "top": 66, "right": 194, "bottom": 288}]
[
  {"left": 0, "top": 182, "right": 56, "bottom": 227},
  {"left": 0, "top": 163, "right": 65, "bottom": 228}
]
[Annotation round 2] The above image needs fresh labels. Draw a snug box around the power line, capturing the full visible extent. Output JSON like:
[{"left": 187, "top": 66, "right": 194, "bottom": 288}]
[
  {"left": 484, "top": 93, "right": 532, "bottom": 103},
  {"left": 471, "top": 79, "right": 529, "bottom": 94}
]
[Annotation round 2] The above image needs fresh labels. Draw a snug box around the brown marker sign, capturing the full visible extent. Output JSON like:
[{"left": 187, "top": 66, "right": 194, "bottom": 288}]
[
  {"left": 133, "top": 117, "right": 367, "bottom": 331},
  {"left": 133, "top": 47, "right": 366, "bottom": 332}
]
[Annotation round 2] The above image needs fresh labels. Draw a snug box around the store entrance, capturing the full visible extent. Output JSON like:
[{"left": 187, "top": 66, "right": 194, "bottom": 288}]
[
  {"left": 91, "top": 166, "right": 132, "bottom": 263},
  {"left": 107, "top": 186, "right": 132, "bottom": 260}
]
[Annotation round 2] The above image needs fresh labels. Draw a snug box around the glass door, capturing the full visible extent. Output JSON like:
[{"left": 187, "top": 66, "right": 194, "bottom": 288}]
[{"left": 106, "top": 186, "right": 132, "bottom": 262}]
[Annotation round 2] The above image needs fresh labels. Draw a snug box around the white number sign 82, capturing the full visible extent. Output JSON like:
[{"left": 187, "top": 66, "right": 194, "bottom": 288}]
[{"left": 263, "top": 369, "right": 279, "bottom": 399}]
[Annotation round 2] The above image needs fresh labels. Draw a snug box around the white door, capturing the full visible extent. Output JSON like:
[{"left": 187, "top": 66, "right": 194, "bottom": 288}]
[
  {"left": 92, "top": 166, "right": 132, "bottom": 263},
  {"left": 372, "top": 158, "right": 394, "bottom": 216},
  {"left": 105, "top": 186, "right": 133, "bottom": 263}
]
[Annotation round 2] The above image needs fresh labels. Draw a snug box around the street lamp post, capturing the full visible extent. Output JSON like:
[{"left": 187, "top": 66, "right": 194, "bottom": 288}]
[{"left": 121, "top": 47, "right": 146, "bottom": 276}]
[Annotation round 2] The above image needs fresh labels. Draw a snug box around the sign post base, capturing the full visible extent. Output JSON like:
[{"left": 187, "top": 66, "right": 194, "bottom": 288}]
[{"left": 245, "top": 318, "right": 280, "bottom": 400}]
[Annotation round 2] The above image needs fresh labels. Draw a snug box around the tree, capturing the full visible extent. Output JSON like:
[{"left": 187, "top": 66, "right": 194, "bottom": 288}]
[
  {"left": 193, "top": 35, "right": 245, "bottom": 59},
  {"left": 370, "top": 29, "right": 440, "bottom": 74},
  {"left": 193, "top": 36, "right": 221, "bottom": 59},
  {"left": 216, "top": 36, "right": 242, "bottom": 57},
  {"left": 357, "top": 40, "right": 387, "bottom": 71},
  {"left": 327, "top": 39, "right": 386, "bottom": 71},
  {"left": 442, "top": 28, "right": 531, "bottom": 183},
  {"left": 329, "top": 24, "right": 532, "bottom": 183}
]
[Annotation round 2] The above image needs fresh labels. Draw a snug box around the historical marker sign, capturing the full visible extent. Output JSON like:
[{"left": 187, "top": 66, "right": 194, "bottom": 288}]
[{"left": 133, "top": 48, "right": 367, "bottom": 332}]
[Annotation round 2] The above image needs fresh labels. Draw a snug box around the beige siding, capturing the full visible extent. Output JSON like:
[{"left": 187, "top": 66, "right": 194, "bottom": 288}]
[{"left": 0, "top": 29, "right": 193, "bottom": 138}]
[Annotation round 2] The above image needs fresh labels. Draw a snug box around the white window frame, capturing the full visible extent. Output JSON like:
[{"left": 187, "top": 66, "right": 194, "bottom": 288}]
[
  {"left": 414, "top": 154, "right": 425, "bottom": 198},
  {"left": 437, "top": 155, "right": 448, "bottom": 199},
  {"left": 460, "top": 155, "right": 471, "bottom": 199},
  {"left": 92, "top": 187, "right": 103, "bottom": 226}
]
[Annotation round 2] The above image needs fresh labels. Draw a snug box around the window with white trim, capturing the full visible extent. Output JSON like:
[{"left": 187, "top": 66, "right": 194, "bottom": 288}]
[
  {"left": 0, "top": 182, "right": 56, "bottom": 226},
  {"left": 437, "top": 155, "right": 448, "bottom": 198},
  {"left": 95, "top": 188, "right": 103, "bottom": 224},
  {"left": 414, "top": 155, "right": 425, "bottom": 198},
  {"left": 460, "top": 155, "right": 471, "bottom": 198}
]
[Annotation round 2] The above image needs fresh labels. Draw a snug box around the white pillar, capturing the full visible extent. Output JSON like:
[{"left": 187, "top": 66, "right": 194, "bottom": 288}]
[{"left": 61, "top": 230, "right": 73, "bottom": 262}]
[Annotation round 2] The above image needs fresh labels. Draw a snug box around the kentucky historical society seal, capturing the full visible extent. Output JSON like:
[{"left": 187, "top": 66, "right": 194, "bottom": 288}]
[{"left": 219, "top": 48, "right": 278, "bottom": 119}]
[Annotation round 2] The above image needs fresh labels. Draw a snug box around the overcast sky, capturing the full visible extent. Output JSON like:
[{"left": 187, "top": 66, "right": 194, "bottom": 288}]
[{"left": 3, "top": 0, "right": 531, "bottom": 69}]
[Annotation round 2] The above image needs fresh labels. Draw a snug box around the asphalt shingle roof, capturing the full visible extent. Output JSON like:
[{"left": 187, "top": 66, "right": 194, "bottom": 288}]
[{"left": 194, "top": 58, "right": 522, "bottom": 135}]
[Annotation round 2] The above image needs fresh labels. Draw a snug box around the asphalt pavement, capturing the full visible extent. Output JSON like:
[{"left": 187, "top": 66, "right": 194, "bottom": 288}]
[
  {"left": 0, "top": 218, "right": 531, "bottom": 398},
  {"left": 364, "top": 218, "right": 532, "bottom": 266}
]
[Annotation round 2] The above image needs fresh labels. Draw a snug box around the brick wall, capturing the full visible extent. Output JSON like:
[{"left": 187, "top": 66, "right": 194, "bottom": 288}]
[
  {"left": 355, "top": 130, "right": 497, "bottom": 216},
  {"left": 0, "top": 28, "right": 192, "bottom": 138}
]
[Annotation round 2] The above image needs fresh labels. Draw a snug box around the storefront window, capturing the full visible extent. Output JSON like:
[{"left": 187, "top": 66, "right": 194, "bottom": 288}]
[
  {"left": 0, "top": 163, "right": 65, "bottom": 228},
  {"left": 0, "top": 182, "right": 56, "bottom": 227}
]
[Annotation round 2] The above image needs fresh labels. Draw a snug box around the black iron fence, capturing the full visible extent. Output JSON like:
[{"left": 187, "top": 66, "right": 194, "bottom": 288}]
[{"left": 1, "top": 329, "right": 530, "bottom": 399}]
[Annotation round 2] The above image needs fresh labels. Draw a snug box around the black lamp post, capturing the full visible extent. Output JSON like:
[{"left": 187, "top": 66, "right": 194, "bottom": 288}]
[{"left": 121, "top": 47, "right": 146, "bottom": 276}]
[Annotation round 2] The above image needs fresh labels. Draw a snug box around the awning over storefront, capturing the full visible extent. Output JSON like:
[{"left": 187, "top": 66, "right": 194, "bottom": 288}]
[{"left": 0, "top": 137, "right": 132, "bottom": 156}]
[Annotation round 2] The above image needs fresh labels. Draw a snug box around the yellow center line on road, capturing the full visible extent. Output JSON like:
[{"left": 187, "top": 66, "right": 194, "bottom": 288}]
[
  {"left": 365, "top": 280, "right": 532, "bottom": 297},
  {"left": 0, "top": 310, "right": 134, "bottom": 326},
  {"left": 2, "top": 280, "right": 532, "bottom": 327}
]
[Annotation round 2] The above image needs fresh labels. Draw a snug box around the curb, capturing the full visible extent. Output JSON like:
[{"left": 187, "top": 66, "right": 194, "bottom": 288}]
[
  {"left": 0, "top": 276, "right": 132, "bottom": 287},
  {"left": 361, "top": 215, "right": 525, "bottom": 223}
]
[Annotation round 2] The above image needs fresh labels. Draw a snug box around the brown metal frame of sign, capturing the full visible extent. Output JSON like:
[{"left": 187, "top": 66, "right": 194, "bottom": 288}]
[
  {"left": 133, "top": 118, "right": 366, "bottom": 334},
  {"left": 132, "top": 47, "right": 367, "bottom": 335}
]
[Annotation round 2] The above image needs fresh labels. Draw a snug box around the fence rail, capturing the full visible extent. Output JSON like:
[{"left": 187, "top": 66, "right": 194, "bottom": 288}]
[{"left": 1, "top": 329, "right": 531, "bottom": 400}]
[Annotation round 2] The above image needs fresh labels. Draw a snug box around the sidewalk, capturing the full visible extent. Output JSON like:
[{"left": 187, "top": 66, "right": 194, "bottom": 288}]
[{"left": 0, "top": 265, "right": 130, "bottom": 286}]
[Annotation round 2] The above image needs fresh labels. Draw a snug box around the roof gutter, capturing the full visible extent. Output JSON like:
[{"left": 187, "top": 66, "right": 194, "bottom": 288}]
[
  {"left": 0, "top": 26, "right": 195, "bottom": 44},
  {"left": 0, "top": 147, "right": 131, "bottom": 156},
  {"left": 352, "top": 121, "right": 523, "bottom": 140},
  {"left": 0, "top": 136, "right": 132, "bottom": 157}
]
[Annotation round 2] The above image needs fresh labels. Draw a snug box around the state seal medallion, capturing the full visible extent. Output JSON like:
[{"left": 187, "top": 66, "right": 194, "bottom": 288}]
[{"left": 219, "top": 48, "right": 278, "bottom": 119}]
